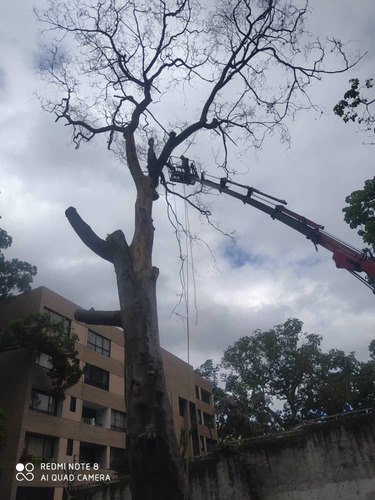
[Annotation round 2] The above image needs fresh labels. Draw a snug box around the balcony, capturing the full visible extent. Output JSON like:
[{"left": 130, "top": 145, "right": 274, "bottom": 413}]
[{"left": 81, "top": 401, "right": 108, "bottom": 429}]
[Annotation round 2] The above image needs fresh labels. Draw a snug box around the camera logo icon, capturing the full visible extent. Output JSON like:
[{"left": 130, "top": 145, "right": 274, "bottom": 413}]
[{"left": 16, "top": 463, "right": 35, "bottom": 481}]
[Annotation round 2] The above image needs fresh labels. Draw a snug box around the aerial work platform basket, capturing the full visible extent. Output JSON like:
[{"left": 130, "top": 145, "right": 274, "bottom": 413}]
[{"left": 167, "top": 156, "right": 199, "bottom": 185}]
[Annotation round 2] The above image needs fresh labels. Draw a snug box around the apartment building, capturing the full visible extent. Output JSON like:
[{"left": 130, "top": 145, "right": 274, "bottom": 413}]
[{"left": 0, "top": 287, "right": 217, "bottom": 500}]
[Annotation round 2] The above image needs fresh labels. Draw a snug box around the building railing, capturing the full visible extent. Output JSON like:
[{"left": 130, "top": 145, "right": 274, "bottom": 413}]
[{"left": 81, "top": 418, "right": 103, "bottom": 427}]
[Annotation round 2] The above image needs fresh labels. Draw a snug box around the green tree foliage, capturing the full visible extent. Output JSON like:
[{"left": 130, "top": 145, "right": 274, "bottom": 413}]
[
  {"left": 0, "top": 222, "right": 38, "bottom": 450},
  {"left": 333, "top": 78, "right": 375, "bottom": 140},
  {"left": 335, "top": 82, "right": 375, "bottom": 285},
  {"left": 369, "top": 339, "right": 375, "bottom": 359},
  {"left": 0, "top": 223, "right": 83, "bottom": 453},
  {"left": 342, "top": 177, "right": 375, "bottom": 253},
  {"left": 0, "top": 314, "right": 82, "bottom": 396},
  {"left": 0, "top": 225, "right": 37, "bottom": 301},
  {"left": 195, "top": 360, "right": 234, "bottom": 441},
  {"left": 222, "top": 318, "right": 324, "bottom": 431},
  {"left": 0, "top": 223, "right": 82, "bottom": 395},
  {"left": 304, "top": 349, "right": 361, "bottom": 417},
  {"left": 197, "top": 319, "right": 375, "bottom": 440}
]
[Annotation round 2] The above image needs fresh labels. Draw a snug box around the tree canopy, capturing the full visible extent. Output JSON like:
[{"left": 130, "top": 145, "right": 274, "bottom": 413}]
[
  {"left": 335, "top": 80, "right": 375, "bottom": 283},
  {"left": 197, "top": 318, "right": 375, "bottom": 441},
  {"left": 0, "top": 223, "right": 82, "bottom": 395},
  {"left": 343, "top": 177, "right": 375, "bottom": 253},
  {"left": 0, "top": 313, "right": 83, "bottom": 454},
  {"left": 0, "top": 223, "right": 83, "bottom": 453},
  {"left": 36, "top": 0, "right": 359, "bottom": 186},
  {"left": 0, "top": 225, "right": 37, "bottom": 301},
  {"left": 334, "top": 78, "right": 375, "bottom": 143},
  {"left": 0, "top": 313, "right": 82, "bottom": 396}
]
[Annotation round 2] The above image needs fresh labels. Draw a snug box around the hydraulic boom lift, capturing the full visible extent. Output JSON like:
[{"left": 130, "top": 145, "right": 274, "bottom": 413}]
[{"left": 166, "top": 158, "right": 375, "bottom": 293}]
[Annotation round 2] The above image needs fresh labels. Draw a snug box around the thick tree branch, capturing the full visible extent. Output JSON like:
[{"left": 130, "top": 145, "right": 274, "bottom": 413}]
[
  {"left": 107, "top": 229, "right": 138, "bottom": 304},
  {"left": 124, "top": 132, "right": 144, "bottom": 187},
  {"left": 155, "top": 119, "right": 220, "bottom": 178},
  {"left": 65, "top": 207, "right": 113, "bottom": 263},
  {"left": 74, "top": 308, "right": 122, "bottom": 327}
]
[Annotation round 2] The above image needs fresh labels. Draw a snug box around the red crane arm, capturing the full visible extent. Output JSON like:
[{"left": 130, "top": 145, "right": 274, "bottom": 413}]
[
  {"left": 317, "top": 231, "right": 375, "bottom": 278},
  {"left": 165, "top": 164, "right": 375, "bottom": 292},
  {"left": 198, "top": 174, "right": 375, "bottom": 289}
]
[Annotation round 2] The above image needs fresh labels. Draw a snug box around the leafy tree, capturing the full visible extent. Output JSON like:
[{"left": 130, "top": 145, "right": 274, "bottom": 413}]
[
  {"left": 0, "top": 224, "right": 83, "bottom": 451},
  {"left": 35, "top": 1, "right": 357, "bottom": 497},
  {"left": 369, "top": 339, "right": 375, "bottom": 359},
  {"left": 222, "top": 318, "right": 324, "bottom": 430},
  {"left": 195, "top": 359, "right": 220, "bottom": 388},
  {"left": 303, "top": 349, "right": 361, "bottom": 417},
  {"left": 207, "top": 319, "right": 375, "bottom": 437},
  {"left": 0, "top": 225, "right": 37, "bottom": 301},
  {"left": 196, "top": 359, "right": 271, "bottom": 441},
  {"left": 0, "top": 223, "right": 82, "bottom": 394},
  {"left": 334, "top": 83, "right": 375, "bottom": 286},
  {"left": 356, "top": 354, "right": 375, "bottom": 409},
  {"left": 334, "top": 78, "right": 375, "bottom": 142},
  {"left": 341, "top": 177, "right": 375, "bottom": 289},
  {"left": 342, "top": 177, "right": 375, "bottom": 253},
  {"left": 0, "top": 314, "right": 83, "bottom": 396},
  {"left": 195, "top": 360, "right": 228, "bottom": 440}
]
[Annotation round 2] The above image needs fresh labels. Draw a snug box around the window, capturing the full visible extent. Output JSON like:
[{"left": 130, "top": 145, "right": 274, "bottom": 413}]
[
  {"left": 111, "top": 410, "right": 126, "bottom": 432},
  {"left": 84, "top": 364, "right": 109, "bottom": 391},
  {"left": 70, "top": 396, "right": 76, "bottom": 412},
  {"left": 44, "top": 307, "right": 71, "bottom": 335},
  {"left": 88, "top": 330, "right": 111, "bottom": 357},
  {"left": 201, "top": 389, "right": 211, "bottom": 405},
  {"left": 195, "top": 385, "right": 200, "bottom": 399},
  {"left": 179, "top": 397, "right": 187, "bottom": 417},
  {"left": 26, "top": 434, "right": 55, "bottom": 458},
  {"left": 197, "top": 409, "right": 203, "bottom": 425},
  {"left": 200, "top": 435, "right": 205, "bottom": 451},
  {"left": 66, "top": 439, "right": 73, "bottom": 456},
  {"left": 30, "top": 389, "right": 57, "bottom": 416},
  {"left": 35, "top": 352, "right": 53, "bottom": 370},
  {"left": 203, "top": 412, "right": 215, "bottom": 428}
]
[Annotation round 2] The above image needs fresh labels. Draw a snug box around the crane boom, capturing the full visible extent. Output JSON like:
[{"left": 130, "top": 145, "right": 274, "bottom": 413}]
[{"left": 165, "top": 160, "right": 375, "bottom": 293}]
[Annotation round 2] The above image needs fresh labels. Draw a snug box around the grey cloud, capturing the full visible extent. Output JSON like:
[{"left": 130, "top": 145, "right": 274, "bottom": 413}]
[
  {"left": 1, "top": 0, "right": 374, "bottom": 371},
  {"left": 0, "top": 67, "right": 6, "bottom": 91}
]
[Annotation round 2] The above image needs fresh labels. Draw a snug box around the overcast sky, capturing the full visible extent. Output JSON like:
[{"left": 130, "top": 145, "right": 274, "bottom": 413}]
[{"left": 1, "top": 0, "right": 374, "bottom": 370}]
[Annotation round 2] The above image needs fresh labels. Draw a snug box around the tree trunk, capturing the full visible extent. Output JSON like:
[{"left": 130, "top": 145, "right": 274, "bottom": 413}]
[
  {"left": 66, "top": 134, "right": 186, "bottom": 499},
  {"left": 107, "top": 162, "right": 185, "bottom": 499}
]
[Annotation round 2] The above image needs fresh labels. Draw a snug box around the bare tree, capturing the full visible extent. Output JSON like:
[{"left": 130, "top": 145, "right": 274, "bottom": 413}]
[{"left": 35, "top": 1, "right": 358, "bottom": 498}]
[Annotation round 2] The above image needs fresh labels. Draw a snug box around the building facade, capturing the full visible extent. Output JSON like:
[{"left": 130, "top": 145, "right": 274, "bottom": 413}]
[{"left": 0, "top": 287, "right": 217, "bottom": 500}]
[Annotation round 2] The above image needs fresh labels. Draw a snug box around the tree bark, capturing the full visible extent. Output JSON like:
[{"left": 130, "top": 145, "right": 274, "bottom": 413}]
[
  {"left": 74, "top": 309, "right": 122, "bottom": 327},
  {"left": 107, "top": 170, "right": 185, "bottom": 499},
  {"left": 66, "top": 134, "right": 186, "bottom": 500}
]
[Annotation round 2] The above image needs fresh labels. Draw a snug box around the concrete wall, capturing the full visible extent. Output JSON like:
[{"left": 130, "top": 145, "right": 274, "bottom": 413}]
[
  {"left": 190, "top": 412, "right": 375, "bottom": 500},
  {"left": 73, "top": 412, "right": 375, "bottom": 500}
]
